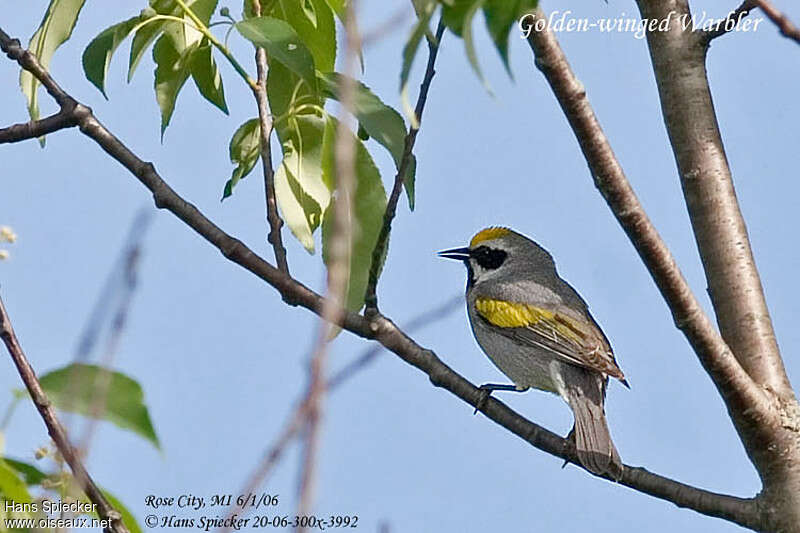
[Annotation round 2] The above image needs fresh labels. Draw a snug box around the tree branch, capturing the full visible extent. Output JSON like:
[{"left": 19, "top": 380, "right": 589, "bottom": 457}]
[
  {"left": 703, "top": 0, "right": 757, "bottom": 42},
  {"left": 0, "top": 108, "right": 78, "bottom": 143},
  {"left": 364, "top": 19, "right": 446, "bottom": 313},
  {"left": 755, "top": 0, "right": 800, "bottom": 45},
  {"left": 250, "top": 0, "right": 289, "bottom": 275},
  {"left": 0, "top": 293, "right": 129, "bottom": 533},
  {"left": 0, "top": 25, "right": 765, "bottom": 530},
  {"left": 636, "top": 2, "right": 800, "bottom": 528}
]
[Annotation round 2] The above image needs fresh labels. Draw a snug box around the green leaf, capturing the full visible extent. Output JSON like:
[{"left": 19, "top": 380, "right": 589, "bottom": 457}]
[
  {"left": 322, "top": 0, "right": 345, "bottom": 21},
  {"left": 20, "top": 0, "right": 87, "bottom": 144},
  {"left": 301, "top": 0, "right": 318, "bottom": 28},
  {"left": 266, "top": 59, "right": 332, "bottom": 252},
  {"left": 222, "top": 118, "right": 261, "bottom": 200},
  {"left": 35, "top": 363, "right": 160, "bottom": 449},
  {"left": 83, "top": 16, "right": 140, "bottom": 98},
  {"left": 129, "top": 0, "right": 217, "bottom": 81},
  {"left": 321, "top": 118, "right": 388, "bottom": 312},
  {"left": 162, "top": 0, "right": 218, "bottom": 49},
  {"left": 483, "top": 0, "right": 538, "bottom": 74},
  {"left": 462, "top": 0, "right": 489, "bottom": 89},
  {"left": 129, "top": 18, "right": 166, "bottom": 81},
  {"left": 441, "top": 0, "right": 474, "bottom": 36},
  {"left": 190, "top": 41, "right": 228, "bottom": 114},
  {"left": 267, "top": 0, "right": 335, "bottom": 72},
  {"left": 102, "top": 490, "right": 144, "bottom": 533},
  {"left": 0, "top": 460, "right": 32, "bottom": 504},
  {"left": 274, "top": 161, "right": 320, "bottom": 253},
  {"left": 319, "top": 73, "right": 407, "bottom": 168},
  {"left": 153, "top": 35, "right": 195, "bottom": 136},
  {"left": 278, "top": 115, "right": 333, "bottom": 223},
  {"left": 1, "top": 458, "right": 48, "bottom": 487},
  {"left": 400, "top": 1, "right": 436, "bottom": 92},
  {"left": 236, "top": 17, "right": 317, "bottom": 90},
  {"left": 318, "top": 73, "right": 417, "bottom": 211}
]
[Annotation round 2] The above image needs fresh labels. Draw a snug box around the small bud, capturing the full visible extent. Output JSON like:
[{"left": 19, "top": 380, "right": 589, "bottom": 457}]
[
  {"left": 0, "top": 226, "right": 16, "bottom": 243},
  {"left": 0, "top": 250, "right": 8, "bottom": 260},
  {"left": 34, "top": 446, "right": 48, "bottom": 460},
  {"left": 140, "top": 6, "right": 157, "bottom": 19},
  {"left": 220, "top": 6, "right": 230, "bottom": 17}
]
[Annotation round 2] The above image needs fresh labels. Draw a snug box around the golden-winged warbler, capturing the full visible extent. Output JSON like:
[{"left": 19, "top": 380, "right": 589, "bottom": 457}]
[{"left": 439, "top": 227, "right": 626, "bottom": 479}]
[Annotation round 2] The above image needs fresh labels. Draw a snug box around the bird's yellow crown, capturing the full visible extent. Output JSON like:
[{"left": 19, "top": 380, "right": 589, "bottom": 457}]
[{"left": 470, "top": 227, "right": 512, "bottom": 248}]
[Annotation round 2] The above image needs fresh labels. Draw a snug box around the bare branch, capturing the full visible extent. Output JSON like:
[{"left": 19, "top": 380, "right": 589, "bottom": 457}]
[
  {"left": 0, "top": 293, "right": 129, "bottom": 533},
  {"left": 522, "top": 9, "right": 774, "bottom": 431},
  {"left": 0, "top": 25, "right": 767, "bottom": 528},
  {"left": 703, "top": 0, "right": 757, "bottom": 41},
  {"left": 0, "top": 108, "right": 77, "bottom": 143},
  {"left": 364, "top": 19, "right": 446, "bottom": 313},
  {"left": 223, "top": 294, "right": 462, "bottom": 533},
  {"left": 75, "top": 211, "right": 152, "bottom": 457},
  {"left": 250, "top": 0, "right": 289, "bottom": 275},
  {"left": 755, "top": 0, "right": 800, "bottom": 44}
]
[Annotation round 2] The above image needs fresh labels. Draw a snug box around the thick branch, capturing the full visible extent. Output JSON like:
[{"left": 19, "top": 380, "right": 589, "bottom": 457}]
[
  {"left": 523, "top": 9, "right": 775, "bottom": 441},
  {"left": 0, "top": 26, "right": 764, "bottom": 529},
  {"left": 250, "top": 0, "right": 289, "bottom": 275},
  {"left": 364, "top": 19, "right": 446, "bottom": 313},
  {"left": 0, "top": 294, "right": 129, "bottom": 533},
  {"left": 634, "top": 6, "right": 800, "bottom": 519},
  {"left": 638, "top": 2, "right": 790, "bottom": 396}
]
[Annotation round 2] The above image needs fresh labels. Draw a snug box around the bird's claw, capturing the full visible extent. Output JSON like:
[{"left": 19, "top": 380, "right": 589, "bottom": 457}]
[{"left": 473, "top": 386, "right": 493, "bottom": 414}]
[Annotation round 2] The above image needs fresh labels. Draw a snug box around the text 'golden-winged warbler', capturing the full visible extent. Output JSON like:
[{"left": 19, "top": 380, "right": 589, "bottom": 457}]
[{"left": 439, "top": 227, "right": 627, "bottom": 479}]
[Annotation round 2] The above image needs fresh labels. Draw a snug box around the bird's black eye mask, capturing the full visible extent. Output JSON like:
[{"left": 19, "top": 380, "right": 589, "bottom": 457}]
[{"left": 471, "top": 246, "right": 508, "bottom": 270}]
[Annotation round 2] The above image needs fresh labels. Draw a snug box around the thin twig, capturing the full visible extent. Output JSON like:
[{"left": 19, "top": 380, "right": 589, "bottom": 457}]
[
  {"left": 754, "top": 0, "right": 800, "bottom": 44},
  {"left": 296, "top": 2, "right": 360, "bottom": 526},
  {"left": 364, "top": 19, "right": 446, "bottom": 313},
  {"left": 220, "top": 294, "right": 462, "bottom": 533},
  {"left": 251, "top": 0, "right": 289, "bottom": 275},
  {"left": 0, "top": 26, "right": 765, "bottom": 529},
  {"left": 703, "top": 0, "right": 757, "bottom": 41},
  {"left": 0, "top": 293, "right": 129, "bottom": 533},
  {"left": 76, "top": 211, "right": 151, "bottom": 457}
]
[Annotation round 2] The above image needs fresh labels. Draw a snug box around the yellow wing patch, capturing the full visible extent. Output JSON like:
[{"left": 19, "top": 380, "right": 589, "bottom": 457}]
[
  {"left": 470, "top": 227, "right": 511, "bottom": 248},
  {"left": 474, "top": 298, "right": 586, "bottom": 344}
]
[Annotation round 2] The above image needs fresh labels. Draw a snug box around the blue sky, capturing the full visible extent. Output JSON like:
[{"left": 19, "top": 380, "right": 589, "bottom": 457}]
[{"left": 1, "top": 1, "right": 799, "bottom": 531}]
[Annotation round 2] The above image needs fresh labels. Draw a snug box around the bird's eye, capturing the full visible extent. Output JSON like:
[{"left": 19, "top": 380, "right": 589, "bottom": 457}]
[{"left": 472, "top": 246, "right": 507, "bottom": 269}]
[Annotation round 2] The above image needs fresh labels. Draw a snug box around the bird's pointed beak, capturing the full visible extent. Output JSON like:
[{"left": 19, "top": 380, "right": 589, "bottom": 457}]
[{"left": 437, "top": 247, "right": 471, "bottom": 261}]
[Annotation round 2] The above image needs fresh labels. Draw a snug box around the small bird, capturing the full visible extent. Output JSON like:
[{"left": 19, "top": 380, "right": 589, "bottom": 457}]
[{"left": 439, "top": 227, "right": 626, "bottom": 479}]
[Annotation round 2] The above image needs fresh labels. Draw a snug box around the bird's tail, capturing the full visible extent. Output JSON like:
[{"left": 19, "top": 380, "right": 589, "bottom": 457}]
[{"left": 563, "top": 369, "right": 623, "bottom": 480}]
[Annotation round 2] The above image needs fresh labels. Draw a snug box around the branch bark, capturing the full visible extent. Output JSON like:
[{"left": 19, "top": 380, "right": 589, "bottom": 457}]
[
  {"left": 634, "top": 3, "right": 800, "bottom": 529},
  {"left": 0, "top": 293, "right": 129, "bottom": 533},
  {"left": 250, "top": 0, "right": 289, "bottom": 275},
  {"left": 754, "top": 0, "right": 800, "bottom": 45},
  {"left": 0, "top": 24, "right": 773, "bottom": 531},
  {"left": 0, "top": 108, "right": 77, "bottom": 143}
]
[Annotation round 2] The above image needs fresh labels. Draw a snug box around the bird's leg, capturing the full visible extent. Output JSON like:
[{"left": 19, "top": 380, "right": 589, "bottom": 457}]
[{"left": 474, "top": 383, "right": 525, "bottom": 414}]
